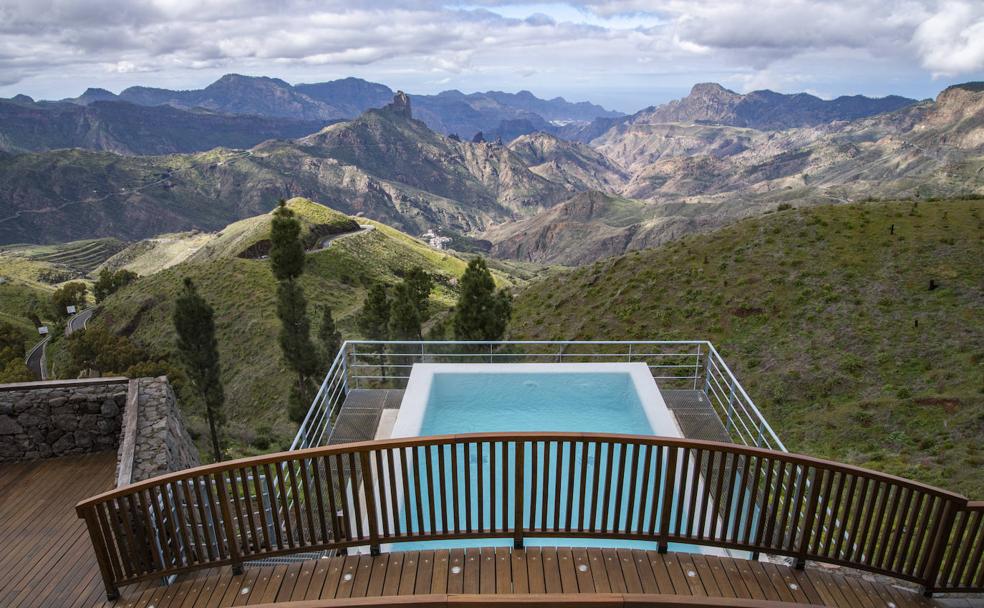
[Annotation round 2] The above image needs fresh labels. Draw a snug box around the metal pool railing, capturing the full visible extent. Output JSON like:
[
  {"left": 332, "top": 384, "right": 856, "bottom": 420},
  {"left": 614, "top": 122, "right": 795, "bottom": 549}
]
[{"left": 291, "top": 341, "right": 784, "bottom": 453}]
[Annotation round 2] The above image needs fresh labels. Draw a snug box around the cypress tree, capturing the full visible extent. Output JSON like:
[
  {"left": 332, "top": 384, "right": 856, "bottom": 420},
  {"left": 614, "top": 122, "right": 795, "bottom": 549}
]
[
  {"left": 453, "top": 257, "right": 512, "bottom": 342},
  {"left": 173, "top": 278, "right": 225, "bottom": 462},
  {"left": 269, "top": 199, "right": 319, "bottom": 423},
  {"left": 276, "top": 280, "right": 320, "bottom": 380}
]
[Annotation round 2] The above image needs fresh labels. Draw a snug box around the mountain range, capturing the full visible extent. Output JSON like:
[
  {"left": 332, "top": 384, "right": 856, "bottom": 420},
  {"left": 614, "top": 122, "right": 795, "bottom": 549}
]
[
  {"left": 0, "top": 78, "right": 980, "bottom": 266},
  {"left": 61, "top": 74, "right": 623, "bottom": 140},
  {"left": 0, "top": 96, "right": 329, "bottom": 155}
]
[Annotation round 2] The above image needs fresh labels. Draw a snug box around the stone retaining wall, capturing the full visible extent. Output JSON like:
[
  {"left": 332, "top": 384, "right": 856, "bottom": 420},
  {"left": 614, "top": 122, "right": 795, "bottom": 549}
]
[
  {"left": 0, "top": 376, "right": 201, "bottom": 484},
  {"left": 119, "top": 376, "right": 200, "bottom": 483},
  {"left": 0, "top": 378, "right": 128, "bottom": 462}
]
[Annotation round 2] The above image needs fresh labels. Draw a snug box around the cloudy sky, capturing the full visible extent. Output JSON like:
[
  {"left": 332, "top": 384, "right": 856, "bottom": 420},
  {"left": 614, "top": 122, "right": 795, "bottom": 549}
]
[{"left": 1, "top": 0, "right": 982, "bottom": 112}]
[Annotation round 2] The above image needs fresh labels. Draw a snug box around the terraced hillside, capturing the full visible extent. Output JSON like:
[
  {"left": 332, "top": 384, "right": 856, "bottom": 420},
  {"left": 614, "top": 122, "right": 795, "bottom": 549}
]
[
  {"left": 0, "top": 239, "right": 120, "bottom": 345},
  {"left": 509, "top": 199, "right": 984, "bottom": 496},
  {"left": 12, "top": 238, "right": 125, "bottom": 273},
  {"left": 92, "top": 198, "right": 530, "bottom": 456}
]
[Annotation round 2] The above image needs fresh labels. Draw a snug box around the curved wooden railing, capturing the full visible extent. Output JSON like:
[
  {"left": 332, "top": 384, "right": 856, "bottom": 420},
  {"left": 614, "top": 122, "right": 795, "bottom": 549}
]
[{"left": 76, "top": 433, "right": 984, "bottom": 599}]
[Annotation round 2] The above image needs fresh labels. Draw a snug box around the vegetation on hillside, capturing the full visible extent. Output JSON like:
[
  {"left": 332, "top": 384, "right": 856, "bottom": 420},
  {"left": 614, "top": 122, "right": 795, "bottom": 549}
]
[
  {"left": 509, "top": 199, "right": 984, "bottom": 496},
  {"left": 92, "top": 200, "right": 525, "bottom": 456}
]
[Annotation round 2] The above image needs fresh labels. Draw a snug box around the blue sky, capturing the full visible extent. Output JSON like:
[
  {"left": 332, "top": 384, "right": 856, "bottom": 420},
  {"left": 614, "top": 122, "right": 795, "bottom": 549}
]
[{"left": 0, "top": 0, "right": 981, "bottom": 112}]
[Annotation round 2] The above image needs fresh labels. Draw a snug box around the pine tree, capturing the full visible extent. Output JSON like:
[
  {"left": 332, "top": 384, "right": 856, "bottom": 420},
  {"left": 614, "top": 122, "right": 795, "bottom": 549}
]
[
  {"left": 270, "top": 200, "right": 305, "bottom": 281},
  {"left": 357, "top": 284, "right": 390, "bottom": 340},
  {"left": 453, "top": 257, "right": 512, "bottom": 342},
  {"left": 389, "top": 283, "right": 422, "bottom": 340},
  {"left": 173, "top": 278, "right": 225, "bottom": 462},
  {"left": 317, "top": 304, "right": 343, "bottom": 367},
  {"left": 403, "top": 266, "right": 433, "bottom": 320},
  {"left": 357, "top": 284, "right": 391, "bottom": 379}
]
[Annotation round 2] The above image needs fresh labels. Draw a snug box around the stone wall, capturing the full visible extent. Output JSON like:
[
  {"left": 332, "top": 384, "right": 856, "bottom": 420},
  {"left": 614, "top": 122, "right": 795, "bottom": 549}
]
[
  {"left": 0, "top": 378, "right": 128, "bottom": 462},
  {"left": 118, "top": 376, "right": 200, "bottom": 484}
]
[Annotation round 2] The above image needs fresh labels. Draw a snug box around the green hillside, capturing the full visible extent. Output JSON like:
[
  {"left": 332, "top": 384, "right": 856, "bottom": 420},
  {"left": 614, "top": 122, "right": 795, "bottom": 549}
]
[
  {"left": 509, "top": 199, "right": 984, "bottom": 496},
  {"left": 92, "top": 199, "right": 524, "bottom": 456}
]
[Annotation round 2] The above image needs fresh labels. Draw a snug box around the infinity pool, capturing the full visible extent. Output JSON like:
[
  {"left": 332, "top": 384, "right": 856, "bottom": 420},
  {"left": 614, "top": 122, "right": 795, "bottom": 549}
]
[
  {"left": 391, "top": 363, "right": 680, "bottom": 439},
  {"left": 384, "top": 363, "right": 709, "bottom": 553}
]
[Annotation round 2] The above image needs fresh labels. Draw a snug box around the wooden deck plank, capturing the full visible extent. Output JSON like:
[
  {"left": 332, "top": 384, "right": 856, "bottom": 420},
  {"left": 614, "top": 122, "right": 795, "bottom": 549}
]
[
  {"left": 697, "top": 555, "right": 736, "bottom": 599},
  {"left": 350, "top": 555, "right": 374, "bottom": 598},
  {"left": 556, "top": 548, "right": 579, "bottom": 593},
  {"left": 526, "top": 548, "right": 546, "bottom": 594},
  {"left": 630, "top": 550, "right": 659, "bottom": 594},
  {"left": 364, "top": 554, "right": 389, "bottom": 598},
  {"left": 447, "top": 550, "right": 464, "bottom": 594},
  {"left": 318, "top": 555, "right": 347, "bottom": 600},
  {"left": 462, "top": 548, "right": 480, "bottom": 594},
  {"left": 573, "top": 549, "right": 596, "bottom": 593},
  {"left": 689, "top": 555, "right": 724, "bottom": 597},
  {"left": 732, "top": 558, "right": 771, "bottom": 601},
  {"left": 478, "top": 547, "right": 496, "bottom": 595},
  {"left": 430, "top": 550, "right": 450, "bottom": 594},
  {"left": 333, "top": 556, "right": 360, "bottom": 599},
  {"left": 510, "top": 549, "right": 529, "bottom": 594},
  {"left": 715, "top": 556, "right": 752, "bottom": 599},
  {"left": 397, "top": 551, "right": 420, "bottom": 596},
  {"left": 381, "top": 552, "right": 404, "bottom": 596},
  {"left": 541, "top": 548, "right": 563, "bottom": 594},
  {"left": 495, "top": 547, "right": 513, "bottom": 593},
  {"left": 273, "top": 563, "right": 304, "bottom": 602},
  {"left": 616, "top": 549, "right": 644, "bottom": 594},
  {"left": 813, "top": 570, "right": 860, "bottom": 608},
  {"left": 415, "top": 551, "right": 435, "bottom": 595},
  {"left": 601, "top": 549, "right": 628, "bottom": 593},
  {"left": 582, "top": 549, "right": 610, "bottom": 593}
]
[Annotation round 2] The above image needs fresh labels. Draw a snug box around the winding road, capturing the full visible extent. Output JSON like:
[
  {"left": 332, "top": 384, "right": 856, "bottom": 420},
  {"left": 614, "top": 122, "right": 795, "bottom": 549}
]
[{"left": 25, "top": 307, "right": 94, "bottom": 380}]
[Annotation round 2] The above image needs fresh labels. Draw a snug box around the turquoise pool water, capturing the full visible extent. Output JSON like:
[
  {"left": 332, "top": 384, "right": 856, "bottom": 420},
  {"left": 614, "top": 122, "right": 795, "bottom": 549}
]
[
  {"left": 389, "top": 371, "right": 709, "bottom": 553},
  {"left": 422, "top": 372, "right": 652, "bottom": 435}
]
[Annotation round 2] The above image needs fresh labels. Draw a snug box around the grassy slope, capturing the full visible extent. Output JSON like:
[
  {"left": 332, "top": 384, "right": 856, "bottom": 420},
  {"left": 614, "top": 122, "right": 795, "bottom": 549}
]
[
  {"left": 93, "top": 201, "right": 521, "bottom": 456},
  {"left": 509, "top": 199, "right": 984, "bottom": 496}
]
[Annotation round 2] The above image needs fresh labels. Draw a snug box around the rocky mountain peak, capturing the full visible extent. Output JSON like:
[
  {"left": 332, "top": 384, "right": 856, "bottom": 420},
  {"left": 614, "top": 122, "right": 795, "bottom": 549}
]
[
  {"left": 689, "top": 82, "right": 740, "bottom": 100},
  {"left": 73, "top": 87, "right": 118, "bottom": 105},
  {"left": 385, "top": 91, "right": 412, "bottom": 119}
]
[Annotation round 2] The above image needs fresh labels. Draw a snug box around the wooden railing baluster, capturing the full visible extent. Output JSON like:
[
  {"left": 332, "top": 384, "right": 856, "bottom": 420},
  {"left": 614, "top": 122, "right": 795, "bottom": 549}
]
[
  {"left": 359, "top": 451, "right": 380, "bottom": 555},
  {"left": 513, "top": 440, "right": 524, "bottom": 548},
  {"left": 658, "top": 446, "right": 677, "bottom": 553}
]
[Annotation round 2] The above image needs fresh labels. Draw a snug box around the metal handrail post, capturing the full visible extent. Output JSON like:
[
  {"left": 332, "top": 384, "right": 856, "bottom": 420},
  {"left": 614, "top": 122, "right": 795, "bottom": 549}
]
[{"left": 693, "top": 343, "right": 701, "bottom": 389}]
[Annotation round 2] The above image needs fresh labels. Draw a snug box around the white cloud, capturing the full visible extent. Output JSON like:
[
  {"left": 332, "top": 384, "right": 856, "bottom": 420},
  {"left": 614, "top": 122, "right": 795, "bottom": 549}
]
[
  {"left": 913, "top": 1, "right": 984, "bottom": 75},
  {"left": 0, "top": 0, "right": 979, "bottom": 109}
]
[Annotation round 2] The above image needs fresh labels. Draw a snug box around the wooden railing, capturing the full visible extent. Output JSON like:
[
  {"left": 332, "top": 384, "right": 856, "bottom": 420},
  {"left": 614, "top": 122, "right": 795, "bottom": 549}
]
[{"left": 76, "top": 433, "right": 984, "bottom": 599}]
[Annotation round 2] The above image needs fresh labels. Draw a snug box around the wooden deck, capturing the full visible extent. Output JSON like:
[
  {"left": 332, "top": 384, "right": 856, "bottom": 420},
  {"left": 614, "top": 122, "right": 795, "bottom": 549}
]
[
  {"left": 102, "top": 547, "right": 937, "bottom": 608},
  {"left": 0, "top": 452, "right": 961, "bottom": 608},
  {"left": 0, "top": 451, "right": 117, "bottom": 608}
]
